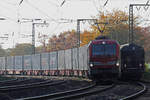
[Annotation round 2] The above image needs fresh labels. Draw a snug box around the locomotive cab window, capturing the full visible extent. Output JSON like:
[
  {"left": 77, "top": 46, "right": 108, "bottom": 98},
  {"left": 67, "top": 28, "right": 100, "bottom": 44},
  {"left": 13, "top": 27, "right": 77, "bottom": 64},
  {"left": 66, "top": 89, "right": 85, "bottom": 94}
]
[
  {"left": 92, "top": 44, "right": 116, "bottom": 56},
  {"left": 92, "top": 45, "right": 104, "bottom": 56}
]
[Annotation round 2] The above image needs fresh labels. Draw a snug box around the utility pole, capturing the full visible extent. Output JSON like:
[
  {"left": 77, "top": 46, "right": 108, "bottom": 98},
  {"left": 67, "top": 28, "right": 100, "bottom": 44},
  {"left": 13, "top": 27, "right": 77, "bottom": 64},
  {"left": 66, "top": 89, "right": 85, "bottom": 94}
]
[{"left": 32, "top": 21, "right": 49, "bottom": 54}]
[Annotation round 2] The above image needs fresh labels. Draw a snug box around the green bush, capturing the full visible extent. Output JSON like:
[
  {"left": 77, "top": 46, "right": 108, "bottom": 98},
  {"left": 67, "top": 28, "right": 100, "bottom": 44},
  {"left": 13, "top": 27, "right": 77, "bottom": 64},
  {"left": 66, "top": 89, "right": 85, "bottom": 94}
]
[
  {"left": 143, "top": 72, "right": 150, "bottom": 80},
  {"left": 145, "top": 63, "right": 150, "bottom": 72}
]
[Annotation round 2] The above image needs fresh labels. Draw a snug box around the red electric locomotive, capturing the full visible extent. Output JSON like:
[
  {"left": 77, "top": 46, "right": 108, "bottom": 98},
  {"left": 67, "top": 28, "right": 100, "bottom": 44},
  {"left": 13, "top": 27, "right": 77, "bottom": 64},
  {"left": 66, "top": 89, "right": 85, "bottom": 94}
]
[{"left": 88, "top": 36, "right": 120, "bottom": 80}]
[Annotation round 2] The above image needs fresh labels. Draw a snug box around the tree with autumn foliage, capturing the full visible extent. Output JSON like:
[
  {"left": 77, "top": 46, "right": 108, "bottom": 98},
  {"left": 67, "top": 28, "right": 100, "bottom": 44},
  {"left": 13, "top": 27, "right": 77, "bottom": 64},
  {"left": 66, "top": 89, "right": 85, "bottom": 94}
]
[
  {"left": 137, "top": 26, "right": 150, "bottom": 62},
  {"left": 45, "top": 10, "right": 150, "bottom": 62},
  {"left": 92, "top": 10, "right": 130, "bottom": 44},
  {"left": 80, "top": 10, "right": 130, "bottom": 46},
  {"left": 47, "top": 30, "right": 77, "bottom": 52},
  {"left": 80, "top": 10, "right": 142, "bottom": 46},
  {"left": 9, "top": 43, "right": 32, "bottom": 56},
  {"left": 38, "top": 33, "right": 48, "bottom": 52},
  {"left": 47, "top": 10, "right": 140, "bottom": 48},
  {"left": 80, "top": 30, "right": 93, "bottom": 46},
  {"left": 0, "top": 45, "right": 6, "bottom": 57}
]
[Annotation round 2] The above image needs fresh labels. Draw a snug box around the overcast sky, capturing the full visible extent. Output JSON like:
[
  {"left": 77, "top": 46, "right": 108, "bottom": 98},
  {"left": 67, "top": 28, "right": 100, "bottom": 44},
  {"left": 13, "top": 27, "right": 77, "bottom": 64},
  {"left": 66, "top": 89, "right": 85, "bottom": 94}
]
[{"left": 0, "top": 0, "right": 149, "bottom": 49}]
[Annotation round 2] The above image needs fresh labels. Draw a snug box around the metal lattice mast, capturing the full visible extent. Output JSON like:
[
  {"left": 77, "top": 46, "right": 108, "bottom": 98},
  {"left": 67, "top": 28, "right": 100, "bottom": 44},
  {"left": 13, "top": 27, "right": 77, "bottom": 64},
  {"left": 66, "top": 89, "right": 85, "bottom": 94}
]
[
  {"left": 129, "top": 4, "right": 150, "bottom": 43},
  {"left": 129, "top": 4, "right": 134, "bottom": 43}
]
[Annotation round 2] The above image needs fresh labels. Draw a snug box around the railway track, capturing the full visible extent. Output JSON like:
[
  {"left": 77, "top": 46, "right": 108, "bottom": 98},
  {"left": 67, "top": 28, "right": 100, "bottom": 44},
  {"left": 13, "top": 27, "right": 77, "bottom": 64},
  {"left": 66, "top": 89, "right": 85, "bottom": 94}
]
[
  {"left": 0, "top": 78, "right": 67, "bottom": 99},
  {"left": 25, "top": 80, "right": 144, "bottom": 100},
  {"left": 0, "top": 80, "right": 52, "bottom": 92},
  {"left": 119, "top": 82, "right": 146, "bottom": 100},
  {"left": 17, "top": 81, "right": 114, "bottom": 100},
  {"left": 14, "top": 80, "right": 89, "bottom": 99},
  {"left": 9, "top": 80, "right": 146, "bottom": 100},
  {"left": 77, "top": 81, "right": 146, "bottom": 100},
  {"left": 0, "top": 78, "right": 18, "bottom": 83},
  {"left": 53, "top": 81, "right": 146, "bottom": 100},
  {"left": 0, "top": 78, "right": 31, "bottom": 87},
  {"left": 0, "top": 80, "right": 65, "bottom": 92},
  {"left": 0, "top": 77, "right": 147, "bottom": 100},
  {"left": 135, "top": 80, "right": 150, "bottom": 100}
]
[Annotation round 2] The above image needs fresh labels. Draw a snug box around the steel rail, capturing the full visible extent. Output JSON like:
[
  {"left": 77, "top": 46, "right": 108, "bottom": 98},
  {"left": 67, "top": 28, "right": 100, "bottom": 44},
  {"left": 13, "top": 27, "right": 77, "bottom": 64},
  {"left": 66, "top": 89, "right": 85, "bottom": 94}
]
[
  {"left": 18, "top": 82, "right": 96, "bottom": 100},
  {"left": 0, "top": 80, "right": 66, "bottom": 92},
  {"left": 52, "top": 84, "right": 115, "bottom": 100},
  {"left": 0, "top": 78, "right": 18, "bottom": 83},
  {"left": 119, "top": 82, "right": 147, "bottom": 100},
  {"left": 0, "top": 78, "right": 32, "bottom": 87},
  {"left": 19, "top": 82, "right": 115, "bottom": 100},
  {"left": 140, "top": 79, "right": 150, "bottom": 83},
  {"left": 0, "top": 80, "right": 51, "bottom": 89},
  {"left": 0, "top": 78, "right": 29, "bottom": 85}
]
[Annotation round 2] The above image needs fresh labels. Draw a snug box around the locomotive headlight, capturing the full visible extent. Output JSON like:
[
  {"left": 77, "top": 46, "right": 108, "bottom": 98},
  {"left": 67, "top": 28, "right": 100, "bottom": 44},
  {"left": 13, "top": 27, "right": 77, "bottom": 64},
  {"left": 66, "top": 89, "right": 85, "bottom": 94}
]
[
  {"left": 102, "top": 41, "right": 106, "bottom": 44},
  {"left": 116, "top": 62, "right": 119, "bottom": 66},
  {"left": 139, "top": 64, "right": 142, "bottom": 67},
  {"left": 124, "top": 64, "right": 126, "bottom": 67},
  {"left": 116, "top": 60, "right": 119, "bottom": 66},
  {"left": 90, "top": 63, "right": 93, "bottom": 67}
]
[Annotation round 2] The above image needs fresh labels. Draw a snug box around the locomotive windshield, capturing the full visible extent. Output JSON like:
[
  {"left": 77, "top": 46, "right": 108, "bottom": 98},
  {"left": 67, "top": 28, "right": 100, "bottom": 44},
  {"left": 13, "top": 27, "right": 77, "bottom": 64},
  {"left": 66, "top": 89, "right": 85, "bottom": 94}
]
[{"left": 92, "top": 44, "right": 116, "bottom": 56}]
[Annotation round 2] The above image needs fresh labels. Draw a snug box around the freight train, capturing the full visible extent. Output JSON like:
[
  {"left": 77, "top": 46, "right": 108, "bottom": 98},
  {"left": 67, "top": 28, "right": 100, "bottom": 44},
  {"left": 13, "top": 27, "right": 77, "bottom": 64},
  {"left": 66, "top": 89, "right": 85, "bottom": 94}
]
[
  {"left": 0, "top": 46, "right": 88, "bottom": 77},
  {"left": 88, "top": 36, "right": 120, "bottom": 79},
  {"left": 0, "top": 36, "right": 145, "bottom": 80}
]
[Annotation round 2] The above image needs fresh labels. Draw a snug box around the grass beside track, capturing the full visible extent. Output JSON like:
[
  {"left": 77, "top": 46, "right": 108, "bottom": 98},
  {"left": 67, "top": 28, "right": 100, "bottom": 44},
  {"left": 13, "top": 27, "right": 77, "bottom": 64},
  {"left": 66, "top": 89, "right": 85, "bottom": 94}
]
[{"left": 142, "top": 72, "right": 150, "bottom": 81}]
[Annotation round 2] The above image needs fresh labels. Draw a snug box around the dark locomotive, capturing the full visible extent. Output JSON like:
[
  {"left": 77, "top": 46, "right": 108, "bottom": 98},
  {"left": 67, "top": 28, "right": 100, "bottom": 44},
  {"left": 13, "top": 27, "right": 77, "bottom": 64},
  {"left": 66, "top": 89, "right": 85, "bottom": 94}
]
[
  {"left": 120, "top": 43, "right": 145, "bottom": 80},
  {"left": 88, "top": 36, "right": 120, "bottom": 80}
]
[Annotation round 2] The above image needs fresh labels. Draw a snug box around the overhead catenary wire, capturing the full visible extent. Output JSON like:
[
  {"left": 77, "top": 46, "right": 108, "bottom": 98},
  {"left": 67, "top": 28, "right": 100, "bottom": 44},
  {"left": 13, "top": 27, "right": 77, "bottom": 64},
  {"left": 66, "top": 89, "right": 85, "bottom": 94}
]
[
  {"left": 19, "top": 0, "right": 24, "bottom": 5},
  {"left": 104, "top": 0, "right": 109, "bottom": 6},
  {"left": 60, "top": 0, "right": 66, "bottom": 7},
  {"left": 0, "top": 14, "right": 17, "bottom": 23},
  {"left": 0, "top": 0, "right": 109, "bottom": 24},
  {"left": 47, "top": 19, "right": 76, "bottom": 36},
  {"left": 92, "top": 0, "right": 100, "bottom": 13},
  {"left": 0, "top": 1, "right": 22, "bottom": 23},
  {"left": 0, "top": 2, "right": 17, "bottom": 16},
  {"left": 47, "top": 0, "right": 59, "bottom": 7},
  {"left": 146, "top": 0, "right": 150, "bottom": 5},
  {"left": 0, "top": 0, "right": 17, "bottom": 6},
  {"left": 25, "top": 0, "right": 56, "bottom": 21},
  {"left": 92, "top": 0, "right": 109, "bottom": 14},
  {"left": 46, "top": 0, "right": 64, "bottom": 22}
]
